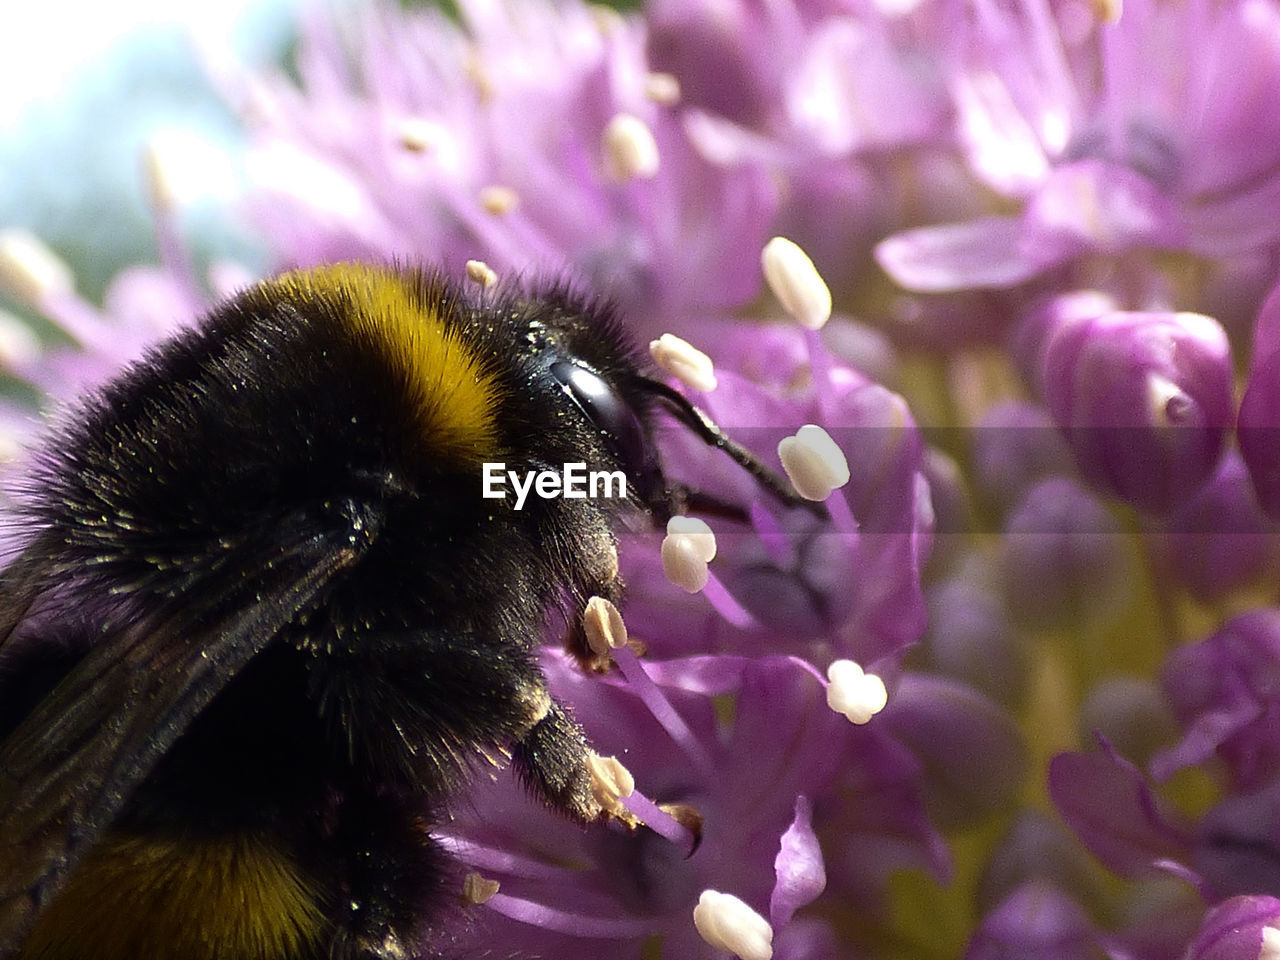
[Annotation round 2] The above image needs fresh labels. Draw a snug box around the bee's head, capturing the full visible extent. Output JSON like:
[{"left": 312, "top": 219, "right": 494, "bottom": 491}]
[
  {"left": 544, "top": 357, "right": 668, "bottom": 516},
  {"left": 539, "top": 344, "right": 823, "bottom": 525},
  {"left": 502, "top": 280, "right": 823, "bottom": 524}
]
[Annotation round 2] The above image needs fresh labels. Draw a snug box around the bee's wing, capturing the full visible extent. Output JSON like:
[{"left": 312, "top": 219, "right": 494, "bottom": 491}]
[{"left": 0, "top": 508, "right": 375, "bottom": 955}]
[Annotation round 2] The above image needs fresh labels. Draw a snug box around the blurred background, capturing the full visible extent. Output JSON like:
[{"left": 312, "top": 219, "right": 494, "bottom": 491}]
[
  {"left": 0, "top": 0, "right": 302, "bottom": 302},
  {"left": 0, "top": 0, "right": 644, "bottom": 304}
]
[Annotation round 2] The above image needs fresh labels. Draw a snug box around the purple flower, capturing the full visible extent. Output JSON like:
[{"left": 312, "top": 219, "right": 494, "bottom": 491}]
[
  {"left": 234, "top": 0, "right": 779, "bottom": 338},
  {"left": 1047, "top": 619, "right": 1280, "bottom": 950},
  {"left": 1239, "top": 281, "right": 1280, "bottom": 518},
  {"left": 1049, "top": 743, "right": 1193, "bottom": 880},
  {"left": 976, "top": 812, "right": 1102, "bottom": 917},
  {"left": 878, "top": 673, "right": 1027, "bottom": 830},
  {"left": 921, "top": 576, "right": 1028, "bottom": 707},
  {"left": 1182, "top": 896, "right": 1280, "bottom": 960},
  {"left": 968, "top": 400, "right": 1074, "bottom": 521},
  {"left": 1195, "top": 780, "right": 1280, "bottom": 901},
  {"left": 964, "top": 880, "right": 1097, "bottom": 960},
  {"left": 1149, "top": 452, "right": 1280, "bottom": 602},
  {"left": 0, "top": 235, "right": 205, "bottom": 406},
  {"left": 619, "top": 322, "right": 931, "bottom": 667},
  {"left": 217, "top": 0, "right": 1280, "bottom": 954},
  {"left": 10, "top": 0, "right": 1280, "bottom": 956},
  {"left": 1032, "top": 304, "right": 1234, "bottom": 512},
  {"left": 436, "top": 653, "right": 849, "bottom": 958},
  {"left": 1154, "top": 610, "right": 1280, "bottom": 793},
  {"left": 999, "top": 476, "right": 1134, "bottom": 631},
  {"left": 876, "top": 0, "right": 1280, "bottom": 294},
  {"left": 645, "top": 0, "right": 957, "bottom": 300},
  {"left": 647, "top": 0, "right": 949, "bottom": 153}
]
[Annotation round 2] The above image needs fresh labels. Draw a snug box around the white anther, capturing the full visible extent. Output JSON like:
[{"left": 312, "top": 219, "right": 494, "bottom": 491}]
[{"left": 761, "top": 237, "right": 832, "bottom": 330}]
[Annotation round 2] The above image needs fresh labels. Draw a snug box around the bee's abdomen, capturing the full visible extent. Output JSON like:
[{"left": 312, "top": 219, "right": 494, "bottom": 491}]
[{"left": 16, "top": 831, "right": 325, "bottom": 960}]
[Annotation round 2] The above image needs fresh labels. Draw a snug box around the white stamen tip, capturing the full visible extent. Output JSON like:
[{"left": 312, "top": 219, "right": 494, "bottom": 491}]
[
  {"left": 661, "top": 517, "right": 717, "bottom": 594},
  {"left": 0, "top": 310, "right": 41, "bottom": 368},
  {"left": 662, "top": 536, "right": 710, "bottom": 593},
  {"left": 693, "top": 890, "right": 774, "bottom": 960},
  {"left": 761, "top": 237, "right": 832, "bottom": 330},
  {"left": 644, "top": 72, "right": 682, "bottom": 105},
  {"left": 649, "top": 333, "right": 717, "bottom": 392},
  {"left": 583, "top": 595, "right": 628, "bottom": 657},
  {"left": 478, "top": 185, "right": 520, "bottom": 215},
  {"left": 465, "top": 260, "right": 498, "bottom": 288},
  {"left": 603, "top": 113, "right": 661, "bottom": 182},
  {"left": 1146, "top": 373, "right": 1190, "bottom": 429},
  {"left": 667, "top": 516, "right": 717, "bottom": 561},
  {"left": 778, "top": 425, "right": 850, "bottom": 501},
  {"left": 826, "top": 660, "right": 888, "bottom": 724},
  {"left": 461, "top": 872, "right": 501, "bottom": 906},
  {"left": 1260, "top": 926, "right": 1280, "bottom": 960},
  {"left": 142, "top": 139, "right": 178, "bottom": 214},
  {"left": 144, "top": 130, "right": 237, "bottom": 212},
  {"left": 0, "top": 230, "right": 74, "bottom": 307},
  {"left": 587, "top": 751, "right": 635, "bottom": 818},
  {"left": 142, "top": 130, "right": 236, "bottom": 211}
]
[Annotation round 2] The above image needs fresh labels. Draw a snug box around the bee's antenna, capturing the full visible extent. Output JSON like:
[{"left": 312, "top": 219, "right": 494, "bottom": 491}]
[{"left": 636, "top": 377, "right": 828, "bottom": 519}]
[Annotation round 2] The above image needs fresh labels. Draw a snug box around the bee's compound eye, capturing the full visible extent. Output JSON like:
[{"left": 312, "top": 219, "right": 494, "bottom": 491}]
[{"left": 549, "top": 360, "right": 649, "bottom": 479}]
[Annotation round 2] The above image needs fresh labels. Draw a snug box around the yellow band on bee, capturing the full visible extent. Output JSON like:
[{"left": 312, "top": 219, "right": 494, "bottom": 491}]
[
  {"left": 19, "top": 832, "right": 323, "bottom": 960},
  {"left": 272, "top": 264, "right": 502, "bottom": 463}
]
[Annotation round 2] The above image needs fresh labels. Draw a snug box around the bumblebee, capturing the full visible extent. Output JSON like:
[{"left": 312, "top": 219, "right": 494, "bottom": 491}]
[{"left": 0, "top": 264, "right": 806, "bottom": 960}]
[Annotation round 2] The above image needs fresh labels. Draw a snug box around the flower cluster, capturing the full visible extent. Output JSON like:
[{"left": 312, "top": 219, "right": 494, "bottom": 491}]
[{"left": 7, "top": 0, "right": 1280, "bottom": 957}]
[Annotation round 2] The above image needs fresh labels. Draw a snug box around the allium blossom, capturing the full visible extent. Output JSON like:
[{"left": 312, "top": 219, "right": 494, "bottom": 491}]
[
  {"left": 876, "top": 0, "right": 1280, "bottom": 294},
  {"left": 228, "top": 0, "right": 779, "bottom": 339},
  {"left": 875, "top": 0, "right": 1273, "bottom": 515},
  {"left": 8, "top": 0, "right": 1280, "bottom": 958}
]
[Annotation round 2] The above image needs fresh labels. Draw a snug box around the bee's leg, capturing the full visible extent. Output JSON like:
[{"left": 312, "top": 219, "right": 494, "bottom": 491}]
[
  {"left": 563, "top": 525, "right": 625, "bottom": 671},
  {"left": 511, "top": 696, "right": 601, "bottom": 823},
  {"left": 564, "top": 586, "right": 625, "bottom": 673}
]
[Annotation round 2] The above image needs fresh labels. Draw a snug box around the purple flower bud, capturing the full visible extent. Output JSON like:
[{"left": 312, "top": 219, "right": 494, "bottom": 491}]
[
  {"left": 977, "top": 813, "right": 1103, "bottom": 917},
  {"left": 1077, "top": 675, "right": 1178, "bottom": 769},
  {"left": 999, "top": 478, "right": 1134, "bottom": 632},
  {"left": 1010, "top": 291, "right": 1118, "bottom": 398},
  {"left": 1151, "top": 452, "right": 1280, "bottom": 601},
  {"left": 1238, "top": 282, "right": 1280, "bottom": 518},
  {"left": 970, "top": 401, "right": 1075, "bottom": 520},
  {"left": 1182, "top": 896, "right": 1280, "bottom": 960},
  {"left": 880, "top": 673, "right": 1027, "bottom": 829},
  {"left": 964, "top": 880, "right": 1097, "bottom": 960},
  {"left": 1238, "top": 348, "right": 1280, "bottom": 520},
  {"left": 919, "top": 447, "right": 972, "bottom": 574},
  {"left": 922, "top": 577, "right": 1028, "bottom": 707},
  {"left": 1038, "top": 309, "right": 1233, "bottom": 512}
]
